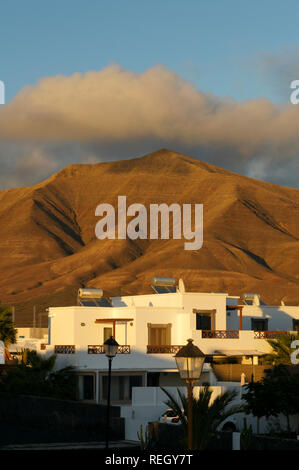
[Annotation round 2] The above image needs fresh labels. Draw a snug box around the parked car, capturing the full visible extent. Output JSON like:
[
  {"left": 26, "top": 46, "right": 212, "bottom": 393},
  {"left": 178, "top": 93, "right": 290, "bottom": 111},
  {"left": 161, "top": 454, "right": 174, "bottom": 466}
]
[
  {"left": 160, "top": 409, "right": 238, "bottom": 431},
  {"left": 160, "top": 408, "right": 181, "bottom": 424}
]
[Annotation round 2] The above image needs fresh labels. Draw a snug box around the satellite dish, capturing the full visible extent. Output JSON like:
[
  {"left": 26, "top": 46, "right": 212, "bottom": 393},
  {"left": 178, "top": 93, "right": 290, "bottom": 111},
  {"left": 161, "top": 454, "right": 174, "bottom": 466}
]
[{"left": 178, "top": 278, "right": 185, "bottom": 293}]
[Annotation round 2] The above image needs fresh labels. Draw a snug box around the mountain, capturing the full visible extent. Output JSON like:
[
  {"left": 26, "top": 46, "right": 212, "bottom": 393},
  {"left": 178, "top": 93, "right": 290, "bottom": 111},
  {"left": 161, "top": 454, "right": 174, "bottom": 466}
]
[{"left": 0, "top": 149, "right": 298, "bottom": 326}]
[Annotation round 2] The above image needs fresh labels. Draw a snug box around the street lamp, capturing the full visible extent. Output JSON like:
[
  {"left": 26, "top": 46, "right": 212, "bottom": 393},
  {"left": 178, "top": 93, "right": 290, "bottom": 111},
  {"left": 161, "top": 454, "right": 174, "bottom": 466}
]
[
  {"left": 104, "top": 335, "right": 119, "bottom": 449},
  {"left": 175, "top": 339, "right": 205, "bottom": 450}
]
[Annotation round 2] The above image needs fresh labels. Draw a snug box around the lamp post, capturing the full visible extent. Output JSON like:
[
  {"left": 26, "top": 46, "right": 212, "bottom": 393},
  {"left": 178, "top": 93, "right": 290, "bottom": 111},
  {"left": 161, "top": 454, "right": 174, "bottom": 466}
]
[
  {"left": 174, "top": 339, "right": 205, "bottom": 450},
  {"left": 104, "top": 335, "right": 119, "bottom": 449}
]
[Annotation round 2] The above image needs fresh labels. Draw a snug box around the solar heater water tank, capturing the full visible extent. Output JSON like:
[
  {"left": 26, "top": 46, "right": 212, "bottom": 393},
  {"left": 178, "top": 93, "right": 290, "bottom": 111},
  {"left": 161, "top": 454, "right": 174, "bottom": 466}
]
[
  {"left": 78, "top": 288, "right": 104, "bottom": 299},
  {"left": 243, "top": 293, "right": 260, "bottom": 306},
  {"left": 151, "top": 277, "right": 176, "bottom": 287}
]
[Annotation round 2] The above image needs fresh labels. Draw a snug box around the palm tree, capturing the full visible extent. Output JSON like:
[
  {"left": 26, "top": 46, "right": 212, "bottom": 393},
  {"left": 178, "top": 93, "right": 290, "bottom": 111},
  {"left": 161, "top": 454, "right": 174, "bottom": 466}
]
[
  {"left": 0, "top": 349, "right": 76, "bottom": 399},
  {"left": 161, "top": 385, "right": 244, "bottom": 450},
  {"left": 264, "top": 333, "right": 299, "bottom": 365},
  {"left": 0, "top": 304, "right": 17, "bottom": 347}
]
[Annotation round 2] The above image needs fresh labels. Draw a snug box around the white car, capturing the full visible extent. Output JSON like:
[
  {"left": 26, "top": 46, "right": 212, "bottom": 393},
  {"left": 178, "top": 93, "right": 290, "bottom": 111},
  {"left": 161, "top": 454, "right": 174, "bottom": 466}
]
[{"left": 160, "top": 409, "right": 181, "bottom": 424}]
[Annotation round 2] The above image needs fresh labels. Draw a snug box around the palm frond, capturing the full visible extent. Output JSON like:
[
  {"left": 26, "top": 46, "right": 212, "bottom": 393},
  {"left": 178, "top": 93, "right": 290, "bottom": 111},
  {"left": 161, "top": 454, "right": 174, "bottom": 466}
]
[
  {"left": 265, "top": 333, "right": 299, "bottom": 365},
  {"left": 161, "top": 384, "right": 243, "bottom": 450}
]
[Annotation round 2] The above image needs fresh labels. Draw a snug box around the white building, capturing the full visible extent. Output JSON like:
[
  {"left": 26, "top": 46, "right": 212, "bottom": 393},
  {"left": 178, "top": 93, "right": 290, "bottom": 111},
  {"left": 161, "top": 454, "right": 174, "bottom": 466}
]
[{"left": 14, "top": 277, "right": 299, "bottom": 439}]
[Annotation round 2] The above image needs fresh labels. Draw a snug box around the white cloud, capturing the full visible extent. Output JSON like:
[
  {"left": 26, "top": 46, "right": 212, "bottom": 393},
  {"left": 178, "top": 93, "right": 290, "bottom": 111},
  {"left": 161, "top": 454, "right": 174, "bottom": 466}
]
[{"left": 0, "top": 64, "right": 298, "bottom": 188}]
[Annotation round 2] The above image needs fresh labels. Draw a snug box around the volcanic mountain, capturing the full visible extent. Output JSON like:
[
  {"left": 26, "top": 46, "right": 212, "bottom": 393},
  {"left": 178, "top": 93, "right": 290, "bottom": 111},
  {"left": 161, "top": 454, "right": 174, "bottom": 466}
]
[{"left": 0, "top": 149, "right": 298, "bottom": 326}]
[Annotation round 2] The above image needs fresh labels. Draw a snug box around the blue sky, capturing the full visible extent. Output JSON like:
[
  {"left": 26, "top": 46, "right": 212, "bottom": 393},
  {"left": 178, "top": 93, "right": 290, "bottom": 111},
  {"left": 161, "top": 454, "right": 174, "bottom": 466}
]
[
  {"left": 1, "top": 0, "right": 299, "bottom": 103},
  {"left": 0, "top": 1, "right": 299, "bottom": 189}
]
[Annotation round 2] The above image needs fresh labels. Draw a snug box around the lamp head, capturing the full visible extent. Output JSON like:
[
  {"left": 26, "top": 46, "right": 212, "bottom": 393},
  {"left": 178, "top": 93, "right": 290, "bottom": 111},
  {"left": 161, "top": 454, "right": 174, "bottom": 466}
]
[
  {"left": 104, "top": 336, "right": 119, "bottom": 358},
  {"left": 175, "top": 339, "right": 205, "bottom": 381}
]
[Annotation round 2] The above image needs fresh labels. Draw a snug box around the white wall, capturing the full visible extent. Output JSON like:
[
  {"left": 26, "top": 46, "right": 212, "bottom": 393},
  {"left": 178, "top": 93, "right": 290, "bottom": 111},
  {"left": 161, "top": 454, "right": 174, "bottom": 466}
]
[
  {"left": 114, "top": 293, "right": 184, "bottom": 308},
  {"left": 16, "top": 328, "right": 48, "bottom": 340},
  {"left": 124, "top": 384, "right": 282, "bottom": 440},
  {"left": 181, "top": 293, "right": 228, "bottom": 330},
  {"left": 241, "top": 306, "right": 299, "bottom": 331},
  {"left": 49, "top": 308, "right": 75, "bottom": 345},
  {"left": 124, "top": 385, "right": 240, "bottom": 440},
  {"left": 46, "top": 322, "right": 274, "bottom": 372},
  {"left": 48, "top": 306, "right": 136, "bottom": 346},
  {"left": 47, "top": 292, "right": 299, "bottom": 373}
]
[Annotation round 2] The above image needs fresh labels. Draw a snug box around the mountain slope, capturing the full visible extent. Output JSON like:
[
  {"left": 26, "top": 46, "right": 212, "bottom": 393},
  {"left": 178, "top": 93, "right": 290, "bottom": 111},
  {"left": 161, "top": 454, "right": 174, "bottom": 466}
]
[{"left": 0, "top": 149, "right": 298, "bottom": 325}]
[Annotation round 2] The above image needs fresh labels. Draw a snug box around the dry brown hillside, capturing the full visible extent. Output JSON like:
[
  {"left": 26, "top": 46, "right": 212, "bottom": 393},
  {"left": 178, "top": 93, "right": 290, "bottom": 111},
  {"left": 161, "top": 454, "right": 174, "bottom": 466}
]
[{"left": 0, "top": 149, "right": 298, "bottom": 326}]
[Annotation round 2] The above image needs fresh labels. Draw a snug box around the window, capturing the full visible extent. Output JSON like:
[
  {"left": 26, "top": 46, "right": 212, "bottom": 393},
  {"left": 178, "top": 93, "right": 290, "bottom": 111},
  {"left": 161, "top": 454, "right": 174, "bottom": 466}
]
[
  {"left": 251, "top": 319, "right": 268, "bottom": 331},
  {"left": 103, "top": 327, "right": 113, "bottom": 342},
  {"left": 83, "top": 375, "right": 94, "bottom": 400},
  {"left": 293, "top": 320, "right": 299, "bottom": 332},
  {"left": 148, "top": 323, "right": 171, "bottom": 345},
  {"left": 196, "top": 314, "right": 211, "bottom": 330},
  {"left": 118, "top": 376, "right": 125, "bottom": 400},
  {"left": 102, "top": 374, "right": 143, "bottom": 403},
  {"left": 194, "top": 309, "right": 216, "bottom": 330},
  {"left": 150, "top": 328, "right": 167, "bottom": 345},
  {"left": 147, "top": 372, "right": 160, "bottom": 387},
  {"left": 129, "top": 376, "right": 142, "bottom": 399},
  {"left": 77, "top": 374, "right": 95, "bottom": 400}
]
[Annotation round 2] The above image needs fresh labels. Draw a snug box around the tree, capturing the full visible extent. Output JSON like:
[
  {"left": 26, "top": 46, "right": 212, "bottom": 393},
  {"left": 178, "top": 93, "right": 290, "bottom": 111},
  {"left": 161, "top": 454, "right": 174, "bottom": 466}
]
[
  {"left": 242, "top": 373, "right": 271, "bottom": 434},
  {"left": 0, "top": 304, "right": 17, "bottom": 347},
  {"left": 0, "top": 349, "right": 76, "bottom": 400},
  {"left": 161, "top": 385, "right": 244, "bottom": 450},
  {"left": 243, "top": 364, "right": 299, "bottom": 435},
  {"left": 264, "top": 333, "right": 299, "bottom": 365}
]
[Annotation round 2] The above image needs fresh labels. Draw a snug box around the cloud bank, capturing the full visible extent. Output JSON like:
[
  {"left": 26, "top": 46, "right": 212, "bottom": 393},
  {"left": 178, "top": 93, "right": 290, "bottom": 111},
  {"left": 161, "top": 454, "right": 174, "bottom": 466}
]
[{"left": 0, "top": 64, "right": 298, "bottom": 189}]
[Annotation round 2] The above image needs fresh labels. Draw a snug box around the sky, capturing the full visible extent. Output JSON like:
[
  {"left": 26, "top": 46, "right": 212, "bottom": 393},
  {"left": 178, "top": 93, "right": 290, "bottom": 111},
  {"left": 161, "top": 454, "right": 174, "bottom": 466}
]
[{"left": 0, "top": 0, "right": 299, "bottom": 189}]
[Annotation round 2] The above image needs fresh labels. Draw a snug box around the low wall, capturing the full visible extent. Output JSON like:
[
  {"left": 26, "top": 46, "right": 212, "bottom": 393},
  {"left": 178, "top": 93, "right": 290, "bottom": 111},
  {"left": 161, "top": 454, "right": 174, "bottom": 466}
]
[
  {"left": 147, "top": 422, "right": 299, "bottom": 450},
  {"left": 0, "top": 393, "right": 124, "bottom": 445},
  {"left": 146, "top": 422, "right": 232, "bottom": 450},
  {"left": 250, "top": 435, "right": 299, "bottom": 450},
  {"left": 212, "top": 364, "right": 270, "bottom": 382}
]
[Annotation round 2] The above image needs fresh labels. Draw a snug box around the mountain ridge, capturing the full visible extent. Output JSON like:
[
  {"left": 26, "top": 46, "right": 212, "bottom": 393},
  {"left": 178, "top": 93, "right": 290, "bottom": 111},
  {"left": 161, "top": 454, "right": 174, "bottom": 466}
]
[{"left": 0, "top": 148, "right": 298, "bottom": 325}]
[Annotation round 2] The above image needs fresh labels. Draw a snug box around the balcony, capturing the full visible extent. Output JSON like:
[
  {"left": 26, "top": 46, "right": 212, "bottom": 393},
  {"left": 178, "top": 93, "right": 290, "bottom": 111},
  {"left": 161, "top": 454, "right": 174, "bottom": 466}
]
[
  {"left": 88, "top": 345, "right": 131, "bottom": 354},
  {"left": 253, "top": 331, "right": 289, "bottom": 339},
  {"left": 147, "top": 345, "right": 184, "bottom": 354},
  {"left": 54, "top": 345, "right": 75, "bottom": 354},
  {"left": 201, "top": 330, "right": 239, "bottom": 339},
  {"left": 195, "top": 329, "right": 294, "bottom": 356},
  {"left": 200, "top": 330, "right": 291, "bottom": 339}
]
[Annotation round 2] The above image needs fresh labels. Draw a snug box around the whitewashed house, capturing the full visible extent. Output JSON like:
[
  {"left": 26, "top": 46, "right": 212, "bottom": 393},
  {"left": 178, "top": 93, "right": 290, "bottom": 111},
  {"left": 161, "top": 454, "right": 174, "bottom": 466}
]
[{"left": 16, "top": 277, "right": 299, "bottom": 438}]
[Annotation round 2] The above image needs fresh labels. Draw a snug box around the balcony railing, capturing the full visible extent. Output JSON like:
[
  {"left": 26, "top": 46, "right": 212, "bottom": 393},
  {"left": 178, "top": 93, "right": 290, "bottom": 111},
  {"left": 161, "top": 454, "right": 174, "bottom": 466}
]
[
  {"left": 253, "top": 331, "right": 289, "bottom": 339},
  {"left": 54, "top": 345, "right": 76, "bottom": 354},
  {"left": 201, "top": 330, "right": 239, "bottom": 339},
  {"left": 147, "top": 345, "right": 184, "bottom": 354},
  {"left": 88, "top": 345, "right": 131, "bottom": 354}
]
